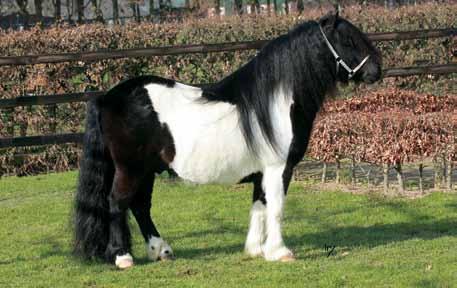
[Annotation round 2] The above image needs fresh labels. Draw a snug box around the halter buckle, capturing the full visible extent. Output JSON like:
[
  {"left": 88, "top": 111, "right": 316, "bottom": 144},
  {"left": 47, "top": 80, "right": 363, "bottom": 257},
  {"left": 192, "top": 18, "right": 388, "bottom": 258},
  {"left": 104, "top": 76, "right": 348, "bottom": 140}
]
[{"left": 319, "top": 25, "right": 370, "bottom": 79}]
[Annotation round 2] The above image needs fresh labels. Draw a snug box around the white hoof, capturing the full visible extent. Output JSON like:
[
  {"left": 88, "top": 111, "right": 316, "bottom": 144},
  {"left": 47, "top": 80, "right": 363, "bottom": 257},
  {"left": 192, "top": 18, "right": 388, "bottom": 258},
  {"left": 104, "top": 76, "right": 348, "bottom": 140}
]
[
  {"left": 263, "top": 246, "right": 295, "bottom": 262},
  {"left": 146, "top": 236, "right": 174, "bottom": 261},
  {"left": 115, "top": 253, "right": 134, "bottom": 269}
]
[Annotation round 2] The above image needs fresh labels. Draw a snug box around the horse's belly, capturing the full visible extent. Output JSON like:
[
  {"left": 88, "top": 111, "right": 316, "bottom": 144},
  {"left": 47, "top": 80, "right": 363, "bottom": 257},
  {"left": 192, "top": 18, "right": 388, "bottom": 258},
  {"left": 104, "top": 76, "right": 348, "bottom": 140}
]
[
  {"left": 169, "top": 124, "right": 260, "bottom": 184},
  {"left": 170, "top": 149, "right": 258, "bottom": 184}
]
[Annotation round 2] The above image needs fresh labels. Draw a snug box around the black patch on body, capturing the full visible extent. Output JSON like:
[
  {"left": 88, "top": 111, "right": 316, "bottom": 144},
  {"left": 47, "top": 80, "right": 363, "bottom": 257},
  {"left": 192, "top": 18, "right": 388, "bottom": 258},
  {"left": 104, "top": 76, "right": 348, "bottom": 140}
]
[{"left": 98, "top": 75, "right": 177, "bottom": 173}]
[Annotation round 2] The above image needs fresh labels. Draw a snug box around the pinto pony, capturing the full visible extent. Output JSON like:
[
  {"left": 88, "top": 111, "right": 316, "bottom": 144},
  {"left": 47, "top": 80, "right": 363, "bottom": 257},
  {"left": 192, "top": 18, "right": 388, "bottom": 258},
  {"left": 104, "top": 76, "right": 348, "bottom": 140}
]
[{"left": 74, "top": 13, "right": 382, "bottom": 269}]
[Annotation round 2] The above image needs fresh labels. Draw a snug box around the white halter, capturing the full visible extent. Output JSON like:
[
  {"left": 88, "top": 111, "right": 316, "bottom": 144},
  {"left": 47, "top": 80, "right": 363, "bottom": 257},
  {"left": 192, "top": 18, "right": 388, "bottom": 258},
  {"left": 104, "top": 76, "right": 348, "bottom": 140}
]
[{"left": 319, "top": 25, "right": 370, "bottom": 79}]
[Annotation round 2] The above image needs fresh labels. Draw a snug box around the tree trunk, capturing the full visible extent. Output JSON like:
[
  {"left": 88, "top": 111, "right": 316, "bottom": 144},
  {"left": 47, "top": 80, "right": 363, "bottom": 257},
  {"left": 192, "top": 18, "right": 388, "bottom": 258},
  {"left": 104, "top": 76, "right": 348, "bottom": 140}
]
[
  {"left": 76, "top": 0, "right": 84, "bottom": 23},
  {"left": 16, "top": 0, "right": 30, "bottom": 28},
  {"left": 395, "top": 163, "right": 405, "bottom": 195},
  {"left": 273, "top": 0, "right": 278, "bottom": 14},
  {"left": 383, "top": 163, "right": 389, "bottom": 195},
  {"left": 267, "top": 0, "right": 271, "bottom": 16},
  {"left": 91, "top": 0, "right": 104, "bottom": 22},
  {"left": 321, "top": 162, "right": 327, "bottom": 184},
  {"left": 130, "top": 2, "right": 140, "bottom": 23},
  {"left": 254, "top": 0, "right": 260, "bottom": 14},
  {"left": 234, "top": 0, "right": 243, "bottom": 15},
  {"left": 149, "top": 0, "right": 155, "bottom": 20},
  {"left": 284, "top": 0, "right": 289, "bottom": 14},
  {"left": 54, "top": 0, "right": 61, "bottom": 20},
  {"left": 215, "top": 0, "right": 221, "bottom": 16},
  {"left": 297, "top": 0, "right": 304, "bottom": 12},
  {"left": 112, "top": 0, "right": 119, "bottom": 23},
  {"left": 419, "top": 163, "right": 424, "bottom": 194},
  {"left": 34, "top": 0, "right": 43, "bottom": 18}
]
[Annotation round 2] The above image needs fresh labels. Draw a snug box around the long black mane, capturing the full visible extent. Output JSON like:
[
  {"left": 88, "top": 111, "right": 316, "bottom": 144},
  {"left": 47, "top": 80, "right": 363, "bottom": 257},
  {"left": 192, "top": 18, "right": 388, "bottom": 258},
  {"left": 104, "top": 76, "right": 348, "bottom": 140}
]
[{"left": 202, "top": 20, "right": 337, "bottom": 154}]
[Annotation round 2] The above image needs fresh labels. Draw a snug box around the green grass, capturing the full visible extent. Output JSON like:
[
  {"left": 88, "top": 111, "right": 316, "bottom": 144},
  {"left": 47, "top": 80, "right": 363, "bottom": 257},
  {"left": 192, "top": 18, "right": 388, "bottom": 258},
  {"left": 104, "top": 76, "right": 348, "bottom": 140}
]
[{"left": 1, "top": 172, "right": 456, "bottom": 288}]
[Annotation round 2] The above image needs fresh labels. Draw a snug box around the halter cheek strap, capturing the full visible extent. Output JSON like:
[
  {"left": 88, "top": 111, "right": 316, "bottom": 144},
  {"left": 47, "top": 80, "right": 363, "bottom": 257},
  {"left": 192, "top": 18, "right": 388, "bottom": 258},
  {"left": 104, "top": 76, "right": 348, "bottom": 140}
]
[{"left": 319, "top": 25, "right": 370, "bottom": 79}]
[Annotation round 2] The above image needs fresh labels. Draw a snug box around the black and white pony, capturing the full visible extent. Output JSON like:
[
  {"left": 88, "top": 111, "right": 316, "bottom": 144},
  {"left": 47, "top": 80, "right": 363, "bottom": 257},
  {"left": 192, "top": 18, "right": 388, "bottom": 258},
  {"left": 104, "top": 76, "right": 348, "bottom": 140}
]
[{"left": 74, "top": 12, "right": 382, "bottom": 269}]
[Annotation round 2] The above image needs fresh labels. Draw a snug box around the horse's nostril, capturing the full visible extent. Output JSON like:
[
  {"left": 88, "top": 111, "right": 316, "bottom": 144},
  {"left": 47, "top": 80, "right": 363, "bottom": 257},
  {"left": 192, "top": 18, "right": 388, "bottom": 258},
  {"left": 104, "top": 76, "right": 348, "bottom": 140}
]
[{"left": 164, "top": 250, "right": 170, "bottom": 254}]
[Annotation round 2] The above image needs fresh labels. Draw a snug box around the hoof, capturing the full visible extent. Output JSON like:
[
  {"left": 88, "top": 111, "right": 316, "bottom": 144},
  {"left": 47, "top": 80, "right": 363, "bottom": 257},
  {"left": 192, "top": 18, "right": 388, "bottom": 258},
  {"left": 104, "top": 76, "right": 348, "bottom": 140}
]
[
  {"left": 279, "top": 254, "right": 296, "bottom": 262},
  {"left": 245, "top": 245, "right": 263, "bottom": 258},
  {"left": 159, "top": 249, "right": 175, "bottom": 261},
  {"left": 115, "top": 254, "right": 134, "bottom": 270},
  {"left": 147, "top": 237, "right": 174, "bottom": 262},
  {"left": 263, "top": 246, "right": 295, "bottom": 262}
]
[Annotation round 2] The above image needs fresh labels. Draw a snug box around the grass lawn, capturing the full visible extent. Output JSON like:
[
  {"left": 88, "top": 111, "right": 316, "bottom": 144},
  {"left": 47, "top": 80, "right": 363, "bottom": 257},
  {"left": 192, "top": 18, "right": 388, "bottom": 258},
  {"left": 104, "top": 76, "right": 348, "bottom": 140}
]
[{"left": 0, "top": 171, "right": 456, "bottom": 287}]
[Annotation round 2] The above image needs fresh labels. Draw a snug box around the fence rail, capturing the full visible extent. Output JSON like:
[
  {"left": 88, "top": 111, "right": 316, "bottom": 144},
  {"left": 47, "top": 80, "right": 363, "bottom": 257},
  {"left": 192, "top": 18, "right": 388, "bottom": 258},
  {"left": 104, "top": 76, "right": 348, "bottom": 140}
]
[
  {"left": 1, "top": 27, "right": 456, "bottom": 149},
  {"left": 0, "top": 133, "right": 83, "bottom": 148},
  {"left": 0, "top": 28, "right": 455, "bottom": 66},
  {"left": 0, "top": 63, "right": 455, "bottom": 109}
]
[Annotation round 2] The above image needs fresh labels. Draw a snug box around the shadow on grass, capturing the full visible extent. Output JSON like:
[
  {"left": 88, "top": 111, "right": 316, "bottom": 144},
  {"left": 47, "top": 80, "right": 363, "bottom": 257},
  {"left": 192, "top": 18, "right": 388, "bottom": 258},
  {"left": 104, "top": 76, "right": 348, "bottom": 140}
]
[
  {"left": 166, "top": 217, "right": 457, "bottom": 261},
  {"left": 287, "top": 218, "right": 457, "bottom": 251}
]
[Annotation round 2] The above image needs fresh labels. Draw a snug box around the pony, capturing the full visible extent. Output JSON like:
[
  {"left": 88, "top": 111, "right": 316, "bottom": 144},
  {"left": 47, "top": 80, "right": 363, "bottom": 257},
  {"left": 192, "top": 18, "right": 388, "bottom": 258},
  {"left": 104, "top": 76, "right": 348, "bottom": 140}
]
[{"left": 74, "top": 12, "right": 382, "bottom": 269}]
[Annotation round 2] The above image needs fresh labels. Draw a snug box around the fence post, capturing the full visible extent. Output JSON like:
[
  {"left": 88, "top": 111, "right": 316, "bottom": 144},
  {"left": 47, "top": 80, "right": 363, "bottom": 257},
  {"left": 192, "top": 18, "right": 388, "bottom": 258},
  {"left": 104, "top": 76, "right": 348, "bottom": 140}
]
[
  {"left": 335, "top": 157, "right": 341, "bottom": 184},
  {"left": 321, "top": 162, "right": 327, "bottom": 184},
  {"left": 395, "top": 163, "right": 405, "bottom": 195},
  {"left": 351, "top": 157, "right": 356, "bottom": 186},
  {"left": 446, "top": 155, "right": 452, "bottom": 191},
  {"left": 5, "top": 107, "right": 14, "bottom": 137},
  {"left": 434, "top": 157, "right": 442, "bottom": 190},
  {"left": 419, "top": 163, "right": 424, "bottom": 194},
  {"left": 383, "top": 163, "right": 389, "bottom": 195},
  {"left": 46, "top": 104, "right": 57, "bottom": 133}
]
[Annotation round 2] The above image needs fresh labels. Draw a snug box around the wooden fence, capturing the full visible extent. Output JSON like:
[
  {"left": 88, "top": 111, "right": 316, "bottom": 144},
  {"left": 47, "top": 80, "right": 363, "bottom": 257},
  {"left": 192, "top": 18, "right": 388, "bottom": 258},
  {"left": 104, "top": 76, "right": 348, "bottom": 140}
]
[{"left": 0, "top": 27, "right": 456, "bottom": 149}]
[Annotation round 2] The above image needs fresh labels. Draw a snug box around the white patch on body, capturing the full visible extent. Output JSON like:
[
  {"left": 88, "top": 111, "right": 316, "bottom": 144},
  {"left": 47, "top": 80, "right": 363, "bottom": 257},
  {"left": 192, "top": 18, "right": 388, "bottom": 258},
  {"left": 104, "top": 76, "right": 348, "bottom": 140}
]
[
  {"left": 145, "top": 82, "right": 294, "bottom": 185},
  {"left": 262, "top": 164, "right": 294, "bottom": 261},
  {"left": 147, "top": 82, "right": 295, "bottom": 261},
  {"left": 245, "top": 200, "right": 267, "bottom": 257},
  {"left": 146, "top": 236, "right": 173, "bottom": 261}
]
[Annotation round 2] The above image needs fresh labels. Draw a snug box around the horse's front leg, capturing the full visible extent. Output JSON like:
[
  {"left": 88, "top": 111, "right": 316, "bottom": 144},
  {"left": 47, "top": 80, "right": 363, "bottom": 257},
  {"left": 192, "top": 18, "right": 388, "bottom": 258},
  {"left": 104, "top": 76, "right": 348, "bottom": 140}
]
[
  {"left": 245, "top": 173, "right": 266, "bottom": 257},
  {"left": 262, "top": 164, "right": 295, "bottom": 262}
]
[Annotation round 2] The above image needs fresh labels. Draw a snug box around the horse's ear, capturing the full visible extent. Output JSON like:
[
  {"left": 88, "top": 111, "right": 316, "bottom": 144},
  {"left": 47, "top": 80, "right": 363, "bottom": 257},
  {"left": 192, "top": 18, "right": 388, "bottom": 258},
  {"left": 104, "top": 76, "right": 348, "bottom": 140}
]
[{"left": 319, "top": 12, "right": 338, "bottom": 29}]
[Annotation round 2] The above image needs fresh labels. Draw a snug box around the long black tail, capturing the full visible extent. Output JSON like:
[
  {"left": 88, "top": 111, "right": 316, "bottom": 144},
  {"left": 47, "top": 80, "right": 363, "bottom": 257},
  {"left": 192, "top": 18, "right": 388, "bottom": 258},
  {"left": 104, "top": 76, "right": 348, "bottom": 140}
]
[{"left": 74, "top": 99, "right": 114, "bottom": 261}]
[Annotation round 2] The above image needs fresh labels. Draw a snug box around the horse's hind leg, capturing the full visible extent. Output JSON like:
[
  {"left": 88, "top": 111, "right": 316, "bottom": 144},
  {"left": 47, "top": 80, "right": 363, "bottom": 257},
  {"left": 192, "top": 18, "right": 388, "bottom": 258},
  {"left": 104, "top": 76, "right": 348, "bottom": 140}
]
[
  {"left": 245, "top": 173, "right": 267, "bottom": 257},
  {"left": 106, "top": 168, "right": 139, "bottom": 269},
  {"left": 130, "top": 174, "right": 173, "bottom": 261}
]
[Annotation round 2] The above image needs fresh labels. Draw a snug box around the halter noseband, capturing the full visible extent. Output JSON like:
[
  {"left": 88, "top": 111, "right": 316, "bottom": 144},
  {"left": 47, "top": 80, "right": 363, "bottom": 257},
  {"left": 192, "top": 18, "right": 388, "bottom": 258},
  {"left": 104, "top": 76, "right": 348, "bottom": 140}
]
[{"left": 319, "top": 25, "right": 370, "bottom": 79}]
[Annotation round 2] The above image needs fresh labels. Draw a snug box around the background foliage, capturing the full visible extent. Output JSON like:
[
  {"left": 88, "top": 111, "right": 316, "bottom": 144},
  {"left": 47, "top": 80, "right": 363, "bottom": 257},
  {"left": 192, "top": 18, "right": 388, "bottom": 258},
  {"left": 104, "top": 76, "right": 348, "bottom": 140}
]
[{"left": 0, "top": 2, "right": 456, "bottom": 177}]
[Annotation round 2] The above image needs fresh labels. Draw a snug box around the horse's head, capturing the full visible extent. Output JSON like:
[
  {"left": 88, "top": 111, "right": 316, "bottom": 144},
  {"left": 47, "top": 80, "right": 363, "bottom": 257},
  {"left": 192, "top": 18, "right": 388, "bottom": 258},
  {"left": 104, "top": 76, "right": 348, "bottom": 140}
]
[{"left": 319, "top": 12, "right": 382, "bottom": 84}]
